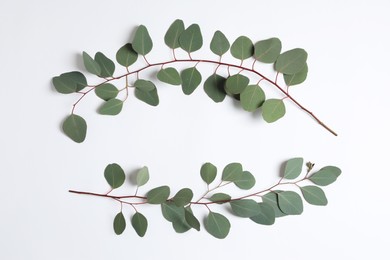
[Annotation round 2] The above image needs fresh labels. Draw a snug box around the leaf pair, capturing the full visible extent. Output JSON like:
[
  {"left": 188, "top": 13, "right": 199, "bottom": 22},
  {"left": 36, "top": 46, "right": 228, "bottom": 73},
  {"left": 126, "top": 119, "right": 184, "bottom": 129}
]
[
  {"left": 164, "top": 19, "right": 202, "bottom": 53},
  {"left": 113, "top": 211, "right": 148, "bottom": 237},
  {"left": 83, "top": 51, "right": 115, "bottom": 78}
]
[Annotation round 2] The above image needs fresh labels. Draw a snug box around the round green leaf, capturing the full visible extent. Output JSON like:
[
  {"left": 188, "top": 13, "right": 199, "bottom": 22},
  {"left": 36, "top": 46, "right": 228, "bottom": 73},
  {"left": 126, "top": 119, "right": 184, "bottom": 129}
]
[
  {"left": 262, "top": 192, "right": 287, "bottom": 218},
  {"left": 136, "top": 166, "right": 149, "bottom": 187},
  {"left": 104, "top": 163, "right": 125, "bottom": 189},
  {"left": 161, "top": 202, "right": 191, "bottom": 233},
  {"left": 131, "top": 212, "right": 148, "bottom": 237},
  {"left": 134, "top": 79, "right": 159, "bottom": 106},
  {"left": 203, "top": 74, "right": 226, "bottom": 103},
  {"left": 132, "top": 25, "right": 153, "bottom": 55},
  {"left": 230, "top": 199, "right": 261, "bottom": 217},
  {"left": 147, "top": 186, "right": 170, "bottom": 204},
  {"left": 179, "top": 24, "right": 203, "bottom": 53},
  {"left": 94, "top": 52, "right": 115, "bottom": 78},
  {"left": 210, "top": 30, "right": 230, "bottom": 56},
  {"left": 222, "top": 162, "right": 243, "bottom": 182},
  {"left": 53, "top": 71, "right": 87, "bottom": 94},
  {"left": 230, "top": 36, "right": 253, "bottom": 60},
  {"left": 209, "top": 193, "right": 231, "bottom": 204},
  {"left": 200, "top": 162, "right": 217, "bottom": 185},
  {"left": 225, "top": 74, "right": 249, "bottom": 95},
  {"left": 262, "top": 99, "right": 286, "bottom": 123},
  {"left": 283, "top": 63, "right": 308, "bottom": 86},
  {"left": 62, "top": 114, "right": 87, "bottom": 143},
  {"left": 309, "top": 166, "right": 341, "bottom": 186},
  {"left": 275, "top": 48, "right": 308, "bottom": 75},
  {"left": 116, "top": 43, "right": 138, "bottom": 67},
  {"left": 181, "top": 67, "right": 202, "bottom": 95},
  {"left": 240, "top": 85, "right": 265, "bottom": 112},
  {"left": 284, "top": 157, "right": 304, "bottom": 180},
  {"left": 300, "top": 186, "right": 328, "bottom": 206},
  {"left": 113, "top": 212, "right": 126, "bottom": 235},
  {"left": 250, "top": 202, "right": 276, "bottom": 225},
  {"left": 234, "top": 171, "right": 256, "bottom": 190},
  {"left": 95, "top": 83, "right": 118, "bottom": 101},
  {"left": 172, "top": 188, "right": 193, "bottom": 207},
  {"left": 164, "top": 19, "right": 185, "bottom": 49},
  {"left": 254, "top": 38, "right": 282, "bottom": 63},
  {"left": 157, "top": 67, "right": 182, "bottom": 85},
  {"left": 98, "top": 98, "right": 123, "bottom": 115},
  {"left": 82, "top": 51, "right": 101, "bottom": 76},
  {"left": 277, "top": 191, "right": 303, "bottom": 215},
  {"left": 184, "top": 207, "right": 200, "bottom": 231},
  {"left": 205, "top": 212, "right": 230, "bottom": 239}
]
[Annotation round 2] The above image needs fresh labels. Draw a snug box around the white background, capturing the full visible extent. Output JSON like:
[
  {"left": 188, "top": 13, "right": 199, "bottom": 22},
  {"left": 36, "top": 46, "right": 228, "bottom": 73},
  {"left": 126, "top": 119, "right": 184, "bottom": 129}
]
[{"left": 1, "top": 0, "right": 389, "bottom": 259}]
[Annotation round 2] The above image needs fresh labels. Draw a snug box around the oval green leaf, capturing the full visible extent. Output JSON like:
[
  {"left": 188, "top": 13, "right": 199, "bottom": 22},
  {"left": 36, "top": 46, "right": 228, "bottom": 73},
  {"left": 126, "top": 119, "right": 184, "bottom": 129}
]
[
  {"left": 200, "top": 162, "right": 217, "bottom": 185},
  {"left": 181, "top": 67, "right": 202, "bottom": 95},
  {"left": 225, "top": 74, "right": 249, "bottom": 95},
  {"left": 116, "top": 43, "right": 138, "bottom": 67},
  {"left": 104, "top": 163, "right": 126, "bottom": 189},
  {"left": 254, "top": 38, "right": 282, "bottom": 63},
  {"left": 284, "top": 157, "right": 304, "bottom": 180},
  {"left": 230, "top": 199, "right": 261, "bottom": 217},
  {"left": 98, "top": 98, "right": 123, "bottom": 115},
  {"left": 134, "top": 79, "right": 159, "bottom": 106},
  {"left": 132, "top": 25, "right": 153, "bottom": 55},
  {"left": 262, "top": 99, "right": 286, "bottom": 123},
  {"left": 275, "top": 48, "right": 308, "bottom": 75},
  {"left": 262, "top": 191, "right": 287, "bottom": 217},
  {"left": 205, "top": 212, "right": 230, "bottom": 239},
  {"left": 204, "top": 74, "right": 226, "bottom": 103},
  {"left": 210, "top": 30, "right": 230, "bottom": 56},
  {"left": 82, "top": 51, "right": 101, "bottom": 76},
  {"left": 179, "top": 24, "right": 203, "bottom": 53},
  {"left": 161, "top": 203, "right": 191, "bottom": 233},
  {"left": 300, "top": 186, "right": 328, "bottom": 206},
  {"left": 250, "top": 202, "right": 276, "bottom": 225},
  {"left": 62, "top": 114, "right": 87, "bottom": 143},
  {"left": 136, "top": 166, "right": 149, "bottom": 187},
  {"left": 164, "top": 19, "right": 185, "bottom": 49},
  {"left": 95, "top": 83, "right": 118, "bottom": 101},
  {"left": 94, "top": 52, "right": 115, "bottom": 77},
  {"left": 234, "top": 171, "right": 256, "bottom": 190},
  {"left": 222, "top": 162, "right": 243, "bottom": 182},
  {"left": 147, "top": 186, "right": 170, "bottom": 204},
  {"left": 131, "top": 212, "right": 148, "bottom": 237},
  {"left": 277, "top": 191, "right": 303, "bottom": 215},
  {"left": 53, "top": 71, "right": 87, "bottom": 94},
  {"left": 283, "top": 63, "right": 308, "bottom": 86},
  {"left": 309, "top": 166, "right": 341, "bottom": 186},
  {"left": 113, "top": 212, "right": 126, "bottom": 235},
  {"left": 240, "top": 85, "right": 265, "bottom": 112},
  {"left": 157, "top": 67, "right": 182, "bottom": 85},
  {"left": 230, "top": 36, "right": 253, "bottom": 60},
  {"left": 172, "top": 188, "right": 193, "bottom": 207},
  {"left": 209, "top": 193, "right": 231, "bottom": 204},
  {"left": 184, "top": 207, "right": 200, "bottom": 231}
]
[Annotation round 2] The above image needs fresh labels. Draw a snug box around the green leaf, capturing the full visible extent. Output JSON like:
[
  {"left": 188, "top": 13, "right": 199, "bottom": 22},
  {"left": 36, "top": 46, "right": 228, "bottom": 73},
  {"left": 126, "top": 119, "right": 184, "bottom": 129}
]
[
  {"left": 136, "top": 166, "right": 149, "bottom": 187},
  {"left": 98, "top": 98, "right": 123, "bottom": 115},
  {"left": 210, "top": 30, "right": 230, "bottom": 56},
  {"left": 209, "top": 193, "right": 231, "bottom": 204},
  {"left": 240, "top": 85, "right": 265, "bottom": 112},
  {"left": 284, "top": 157, "right": 304, "bottom": 180},
  {"left": 82, "top": 51, "right": 101, "bottom": 76},
  {"left": 222, "top": 162, "right": 242, "bottom": 182},
  {"left": 275, "top": 48, "right": 308, "bottom": 75},
  {"left": 104, "top": 163, "right": 126, "bottom": 189},
  {"left": 181, "top": 67, "right": 202, "bottom": 95},
  {"left": 172, "top": 188, "right": 193, "bottom": 207},
  {"left": 94, "top": 52, "right": 115, "bottom": 77},
  {"left": 250, "top": 202, "right": 276, "bottom": 225},
  {"left": 225, "top": 74, "right": 249, "bottom": 95},
  {"left": 132, "top": 25, "right": 153, "bottom": 55},
  {"left": 157, "top": 67, "right": 182, "bottom": 85},
  {"left": 283, "top": 63, "right": 308, "bottom": 86},
  {"left": 116, "top": 43, "right": 138, "bottom": 67},
  {"left": 200, "top": 162, "right": 217, "bottom": 185},
  {"left": 95, "top": 83, "right": 119, "bottom": 101},
  {"left": 205, "top": 212, "right": 230, "bottom": 239},
  {"left": 113, "top": 212, "right": 126, "bottom": 235},
  {"left": 164, "top": 19, "right": 185, "bottom": 49},
  {"left": 234, "top": 171, "right": 256, "bottom": 190},
  {"left": 300, "top": 186, "right": 328, "bottom": 206},
  {"left": 161, "top": 202, "right": 191, "bottom": 233},
  {"left": 309, "top": 166, "right": 341, "bottom": 186},
  {"left": 172, "top": 218, "right": 191, "bottom": 233},
  {"left": 230, "top": 199, "right": 261, "bottom": 217},
  {"left": 262, "top": 191, "right": 287, "bottom": 217},
  {"left": 179, "top": 24, "right": 203, "bottom": 53},
  {"left": 254, "top": 38, "right": 282, "bottom": 63},
  {"left": 184, "top": 207, "right": 200, "bottom": 231},
  {"left": 230, "top": 36, "right": 253, "bottom": 60},
  {"left": 62, "top": 114, "right": 87, "bottom": 143},
  {"left": 131, "top": 212, "right": 148, "bottom": 237},
  {"left": 53, "top": 71, "right": 87, "bottom": 94},
  {"left": 147, "top": 186, "right": 170, "bottom": 204},
  {"left": 277, "top": 191, "right": 303, "bottom": 215},
  {"left": 262, "top": 99, "right": 286, "bottom": 123},
  {"left": 134, "top": 79, "right": 159, "bottom": 106},
  {"left": 203, "top": 74, "right": 226, "bottom": 102}
]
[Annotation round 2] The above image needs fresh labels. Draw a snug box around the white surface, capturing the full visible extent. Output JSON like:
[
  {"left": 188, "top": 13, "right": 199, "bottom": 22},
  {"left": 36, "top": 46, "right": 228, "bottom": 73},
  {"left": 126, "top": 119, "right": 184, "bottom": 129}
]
[{"left": 1, "top": 0, "right": 389, "bottom": 259}]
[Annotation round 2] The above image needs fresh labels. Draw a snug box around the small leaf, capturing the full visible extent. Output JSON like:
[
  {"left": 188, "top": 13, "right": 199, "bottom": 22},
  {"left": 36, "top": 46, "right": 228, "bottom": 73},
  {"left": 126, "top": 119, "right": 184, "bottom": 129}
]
[
  {"left": 164, "top": 19, "right": 185, "bottom": 49},
  {"left": 277, "top": 191, "right": 303, "bottom": 215},
  {"left": 210, "top": 30, "right": 230, "bottom": 56},
  {"left": 157, "top": 67, "right": 182, "bottom": 85},
  {"left": 172, "top": 188, "right": 193, "bottom": 207},
  {"left": 62, "top": 114, "right": 87, "bottom": 143},
  {"left": 254, "top": 38, "right": 282, "bottom": 63},
  {"left": 225, "top": 74, "right": 249, "bottom": 95},
  {"left": 94, "top": 52, "right": 115, "bottom": 77},
  {"left": 239, "top": 85, "right": 265, "bottom": 112},
  {"left": 250, "top": 202, "right": 276, "bottom": 225},
  {"left": 98, "top": 99, "right": 123, "bottom": 115},
  {"left": 184, "top": 207, "right": 200, "bottom": 231},
  {"left": 204, "top": 74, "right": 226, "bottom": 102},
  {"left": 309, "top": 166, "right": 341, "bottom": 186},
  {"left": 116, "top": 43, "right": 138, "bottom": 67},
  {"left": 52, "top": 71, "right": 87, "bottom": 94},
  {"left": 131, "top": 212, "right": 148, "bottom": 237},
  {"left": 262, "top": 191, "right": 287, "bottom": 217},
  {"left": 181, "top": 67, "right": 202, "bottom": 95},
  {"left": 222, "top": 162, "right": 242, "bottom": 182},
  {"left": 234, "top": 171, "right": 256, "bottom": 190},
  {"left": 132, "top": 25, "right": 153, "bottom": 55},
  {"left": 147, "top": 186, "right": 170, "bottom": 204},
  {"left": 275, "top": 48, "right": 308, "bottom": 75},
  {"left": 134, "top": 79, "right": 159, "bottom": 106},
  {"left": 283, "top": 63, "right": 308, "bottom": 86},
  {"left": 300, "top": 186, "right": 328, "bottom": 206},
  {"left": 200, "top": 162, "right": 217, "bottom": 185},
  {"left": 284, "top": 157, "right": 304, "bottom": 180},
  {"left": 95, "top": 83, "right": 119, "bottom": 101},
  {"left": 113, "top": 212, "right": 126, "bottom": 235},
  {"left": 136, "top": 166, "right": 149, "bottom": 187},
  {"left": 205, "top": 212, "right": 230, "bottom": 239},
  {"left": 230, "top": 36, "right": 253, "bottom": 60},
  {"left": 179, "top": 24, "right": 203, "bottom": 53},
  {"left": 262, "top": 99, "right": 286, "bottom": 123},
  {"left": 161, "top": 202, "right": 191, "bottom": 233},
  {"left": 209, "top": 193, "right": 231, "bottom": 204},
  {"left": 82, "top": 51, "right": 101, "bottom": 76},
  {"left": 104, "top": 163, "right": 126, "bottom": 189},
  {"left": 230, "top": 199, "right": 261, "bottom": 217}
]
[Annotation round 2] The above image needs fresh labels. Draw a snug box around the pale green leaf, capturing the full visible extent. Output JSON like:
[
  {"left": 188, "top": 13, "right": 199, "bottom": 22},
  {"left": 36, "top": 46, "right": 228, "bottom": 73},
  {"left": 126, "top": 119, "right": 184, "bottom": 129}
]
[
  {"left": 181, "top": 67, "right": 202, "bottom": 95},
  {"left": 147, "top": 186, "right": 170, "bottom": 204},
  {"left": 161, "top": 202, "right": 191, "bottom": 233},
  {"left": 164, "top": 19, "right": 185, "bottom": 49},
  {"left": 210, "top": 30, "right": 230, "bottom": 56},
  {"left": 184, "top": 207, "right": 200, "bottom": 231},
  {"left": 157, "top": 67, "right": 182, "bottom": 85},
  {"left": 104, "top": 163, "right": 125, "bottom": 189},
  {"left": 262, "top": 99, "right": 286, "bottom": 123},
  {"left": 116, "top": 43, "right": 138, "bottom": 67},
  {"left": 284, "top": 157, "right": 304, "bottom": 180},
  {"left": 131, "top": 212, "right": 148, "bottom": 237},
  {"left": 62, "top": 114, "right": 87, "bottom": 143},
  {"left": 222, "top": 162, "right": 242, "bottom": 182},
  {"left": 225, "top": 74, "right": 249, "bottom": 95},
  {"left": 132, "top": 25, "right": 153, "bottom": 55},
  {"left": 262, "top": 191, "right": 287, "bottom": 217},
  {"left": 82, "top": 51, "right": 101, "bottom": 76},
  {"left": 95, "top": 83, "right": 118, "bottom": 101},
  {"left": 300, "top": 186, "right": 328, "bottom": 206},
  {"left": 240, "top": 85, "right": 265, "bottom": 112},
  {"left": 277, "top": 191, "right": 303, "bottom": 215},
  {"left": 234, "top": 171, "right": 256, "bottom": 190},
  {"left": 136, "top": 166, "right": 149, "bottom": 187},
  {"left": 230, "top": 36, "right": 253, "bottom": 60},
  {"left": 254, "top": 38, "right": 282, "bottom": 63},
  {"left": 283, "top": 63, "right": 308, "bottom": 86},
  {"left": 209, "top": 193, "right": 231, "bottom": 204},
  {"left": 204, "top": 74, "right": 226, "bottom": 102},
  {"left": 309, "top": 166, "right": 341, "bottom": 186},
  {"left": 275, "top": 48, "right": 308, "bottom": 75},
  {"left": 230, "top": 199, "right": 261, "bottom": 217},
  {"left": 98, "top": 99, "right": 123, "bottom": 115},
  {"left": 200, "top": 162, "right": 217, "bottom": 185},
  {"left": 113, "top": 212, "right": 126, "bottom": 235},
  {"left": 179, "top": 24, "right": 203, "bottom": 53},
  {"left": 94, "top": 52, "right": 115, "bottom": 77},
  {"left": 172, "top": 188, "right": 193, "bottom": 207},
  {"left": 250, "top": 202, "right": 276, "bottom": 225},
  {"left": 205, "top": 212, "right": 230, "bottom": 239}
]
